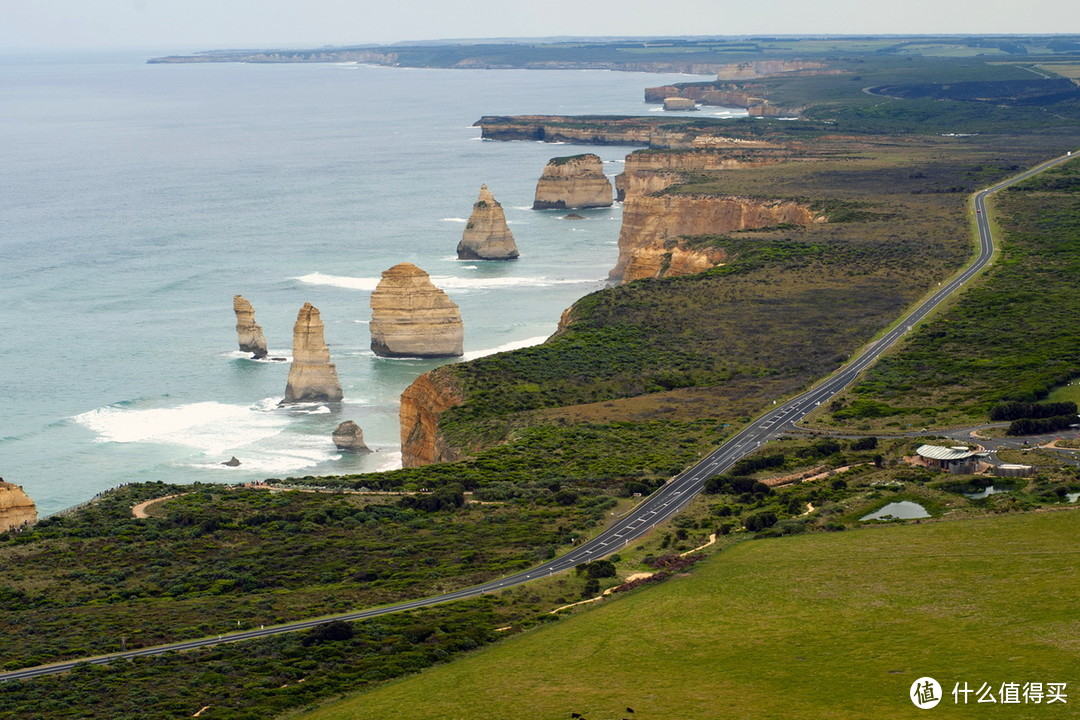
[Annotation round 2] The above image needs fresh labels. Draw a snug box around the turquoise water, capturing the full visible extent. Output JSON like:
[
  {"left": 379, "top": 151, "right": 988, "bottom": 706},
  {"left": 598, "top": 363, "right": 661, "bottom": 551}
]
[{"left": 0, "top": 51, "right": 745, "bottom": 515}]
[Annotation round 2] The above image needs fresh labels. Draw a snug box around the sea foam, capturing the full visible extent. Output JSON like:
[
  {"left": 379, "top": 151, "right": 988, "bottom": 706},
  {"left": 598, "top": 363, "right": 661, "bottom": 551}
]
[
  {"left": 74, "top": 400, "right": 288, "bottom": 455},
  {"left": 462, "top": 336, "right": 548, "bottom": 361}
]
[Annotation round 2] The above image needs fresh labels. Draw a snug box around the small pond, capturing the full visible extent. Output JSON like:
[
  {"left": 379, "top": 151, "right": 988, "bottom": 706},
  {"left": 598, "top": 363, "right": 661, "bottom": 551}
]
[
  {"left": 860, "top": 501, "right": 930, "bottom": 522},
  {"left": 961, "top": 485, "right": 1014, "bottom": 500}
]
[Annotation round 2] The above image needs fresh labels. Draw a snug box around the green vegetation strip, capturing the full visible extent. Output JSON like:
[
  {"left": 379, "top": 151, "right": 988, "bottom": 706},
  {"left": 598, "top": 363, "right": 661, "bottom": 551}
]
[
  {"left": 826, "top": 160, "right": 1080, "bottom": 429},
  {"left": 292, "top": 510, "right": 1080, "bottom": 720}
]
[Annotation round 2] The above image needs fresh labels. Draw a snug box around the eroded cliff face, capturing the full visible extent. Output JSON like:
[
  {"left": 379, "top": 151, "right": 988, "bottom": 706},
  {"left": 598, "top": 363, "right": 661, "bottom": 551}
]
[
  {"left": 233, "top": 295, "right": 268, "bottom": 359},
  {"left": 0, "top": 481, "right": 37, "bottom": 532},
  {"left": 400, "top": 367, "right": 465, "bottom": 468},
  {"left": 477, "top": 116, "right": 781, "bottom": 149},
  {"left": 611, "top": 194, "right": 823, "bottom": 283},
  {"left": 370, "top": 263, "right": 464, "bottom": 357},
  {"left": 615, "top": 150, "right": 788, "bottom": 201},
  {"left": 283, "top": 303, "right": 343, "bottom": 403},
  {"left": 458, "top": 185, "right": 518, "bottom": 260},
  {"left": 714, "top": 59, "right": 828, "bottom": 79},
  {"left": 533, "top": 154, "right": 613, "bottom": 209}
]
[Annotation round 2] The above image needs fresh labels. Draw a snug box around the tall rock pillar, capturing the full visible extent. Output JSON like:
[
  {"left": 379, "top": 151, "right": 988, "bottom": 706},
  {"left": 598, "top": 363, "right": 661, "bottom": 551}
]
[
  {"left": 233, "top": 295, "right": 268, "bottom": 359},
  {"left": 282, "top": 303, "right": 343, "bottom": 403},
  {"left": 457, "top": 185, "right": 519, "bottom": 260}
]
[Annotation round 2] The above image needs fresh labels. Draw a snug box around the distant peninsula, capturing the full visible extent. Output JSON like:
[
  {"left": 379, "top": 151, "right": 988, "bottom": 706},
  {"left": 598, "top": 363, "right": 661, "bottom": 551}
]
[{"left": 146, "top": 34, "right": 1080, "bottom": 73}]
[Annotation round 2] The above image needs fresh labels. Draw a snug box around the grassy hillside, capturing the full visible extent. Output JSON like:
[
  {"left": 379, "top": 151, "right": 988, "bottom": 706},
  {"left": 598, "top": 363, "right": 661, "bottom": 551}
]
[{"left": 291, "top": 509, "right": 1080, "bottom": 720}]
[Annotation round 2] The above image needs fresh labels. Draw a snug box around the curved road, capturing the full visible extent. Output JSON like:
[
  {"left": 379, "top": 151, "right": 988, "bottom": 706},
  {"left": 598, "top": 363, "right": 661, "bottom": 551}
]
[{"left": 2, "top": 152, "right": 1075, "bottom": 683}]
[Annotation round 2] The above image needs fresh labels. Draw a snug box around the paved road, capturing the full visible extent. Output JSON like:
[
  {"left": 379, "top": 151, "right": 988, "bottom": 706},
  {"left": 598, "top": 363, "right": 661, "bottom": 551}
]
[{"left": 2, "top": 152, "right": 1076, "bottom": 683}]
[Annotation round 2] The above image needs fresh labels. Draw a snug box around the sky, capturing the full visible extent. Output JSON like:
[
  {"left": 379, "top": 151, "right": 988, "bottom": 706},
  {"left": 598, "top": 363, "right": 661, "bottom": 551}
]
[{"left": 1, "top": 0, "right": 1078, "bottom": 51}]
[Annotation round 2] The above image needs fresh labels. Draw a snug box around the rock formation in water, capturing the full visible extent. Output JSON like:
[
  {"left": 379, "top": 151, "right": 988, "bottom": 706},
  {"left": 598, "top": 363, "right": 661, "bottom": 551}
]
[
  {"left": 663, "top": 97, "right": 697, "bottom": 111},
  {"left": 370, "top": 263, "right": 464, "bottom": 358},
  {"left": 532, "top": 154, "right": 613, "bottom": 209},
  {"left": 457, "top": 185, "right": 519, "bottom": 260},
  {"left": 282, "top": 303, "right": 344, "bottom": 403},
  {"left": 611, "top": 194, "right": 823, "bottom": 283},
  {"left": 0, "top": 480, "right": 37, "bottom": 532},
  {"left": 233, "top": 295, "right": 268, "bottom": 359},
  {"left": 399, "top": 368, "right": 465, "bottom": 468},
  {"left": 333, "top": 421, "right": 371, "bottom": 453},
  {"left": 222, "top": 456, "right": 241, "bottom": 467}
]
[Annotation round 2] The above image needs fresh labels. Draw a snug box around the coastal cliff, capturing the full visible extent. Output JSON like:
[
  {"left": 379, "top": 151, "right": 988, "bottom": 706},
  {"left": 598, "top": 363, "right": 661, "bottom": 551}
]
[
  {"left": 611, "top": 194, "right": 823, "bottom": 282},
  {"left": 476, "top": 116, "right": 795, "bottom": 149},
  {"left": 400, "top": 368, "right": 465, "bottom": 468},
  {"left": 615, "top": 150, "right": 789, "bottom": 200},
  {"left": 0, "top": 481, "right": 37, "bottom": 532},
  {"left": 458, "top": 185, "right": 518, "bottom": 260},
  {"left": 533, "top": 154, "right": 613, "bottom": 209},
  {"left": 643, "top": 82, "right": 802, "bottom": 117},
  {"left": 232, "top": 295, "right": 268, "bottom": 359},
  {"left": 283, "top": 303, "right": 344, "bottom": 403},
  {"left": 370, "top": 264, "right": 464, "bottom": 357}
]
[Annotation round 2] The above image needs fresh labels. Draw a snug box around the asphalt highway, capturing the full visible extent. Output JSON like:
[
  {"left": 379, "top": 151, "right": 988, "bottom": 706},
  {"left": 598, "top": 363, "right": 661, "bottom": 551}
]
[{"left": 2, "top": 151, "right": 1075, "bottom": 683}]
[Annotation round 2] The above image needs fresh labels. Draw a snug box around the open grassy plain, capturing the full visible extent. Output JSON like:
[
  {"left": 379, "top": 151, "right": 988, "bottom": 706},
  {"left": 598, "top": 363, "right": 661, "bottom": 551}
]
[{"left": 291, "top": 509, "right": 1080, "bottom": 720}]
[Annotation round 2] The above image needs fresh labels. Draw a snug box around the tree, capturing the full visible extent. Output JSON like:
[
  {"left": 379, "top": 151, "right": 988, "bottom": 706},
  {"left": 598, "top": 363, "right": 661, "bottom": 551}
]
[{"left": 744, "top": 511, "right": 778, "bottom": 532}]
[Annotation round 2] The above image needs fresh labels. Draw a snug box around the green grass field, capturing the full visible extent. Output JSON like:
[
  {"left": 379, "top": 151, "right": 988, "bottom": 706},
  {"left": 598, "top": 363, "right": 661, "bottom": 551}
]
[{"left": 290, "top": 510, "right": 1079, "bottom": 720}]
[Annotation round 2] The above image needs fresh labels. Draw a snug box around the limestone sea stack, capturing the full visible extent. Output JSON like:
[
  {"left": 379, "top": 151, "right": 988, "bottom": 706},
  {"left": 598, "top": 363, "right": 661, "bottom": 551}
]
[
  {"left": 532, "top": 154, "right": 613, "bottom": 210},
  {"left": 282, "top": 303, "right": 344, "bottom": 404},
  {"left": 370, "top": 263, "right": 464, "bottom": 358},
  {"left": 233, "top": 295, "right": 268, "bottom": 359},
  {"left": 663, "top": 96, "right": 697, "bottom": 111},
  {"left": 0, "top": 480, "right": 37, "bottom": 532},
  {"left": 457, "top": 185, "right": 518, "bottom": 260},
  {"left": 333, "top": 421, "right": 371, "bottom": 453}
]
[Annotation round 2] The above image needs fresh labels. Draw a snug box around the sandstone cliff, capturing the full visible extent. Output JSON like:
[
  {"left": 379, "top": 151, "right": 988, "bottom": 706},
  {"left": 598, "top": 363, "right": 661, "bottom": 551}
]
[
  {"left": 611, "top": 194, "right": 823, "bottom": 283},
  {"left": 714, "top": 59, "right": 827, "bottom": 80},
  {"left": 233, "top": 295, "right": 268, "bottom": 359},
  {"left": 370, "top": 264, "right": 464, "bottom": 358},
  {"left": 533, "top": 154, "right": 613, "bottom": 209},
  {"left": 458, "top": 185, "right": 519, "bottom": 260},
  {"left": 333, "top": 421, "right": 370, "bottom": 453},
  {"left": 0, "top": 481, "right": 37, "bottom": 532},
  {"left": 400, "top": 367, "right": 465, "bottom": 468},
  {"left": 615, "top": 150, "right": 789, "bottom": 201},
  {"left": 479, "top": 115, "right": 809, "bottom": 150},
  {"left": 282, "top": 303, "right": 344, "bottom": 403}
]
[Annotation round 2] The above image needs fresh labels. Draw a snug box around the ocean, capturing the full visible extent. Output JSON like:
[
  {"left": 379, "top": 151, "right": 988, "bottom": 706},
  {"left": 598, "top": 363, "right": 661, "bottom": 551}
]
[{"left": 0, "top": 50, "right": 745, "bottom": 516}]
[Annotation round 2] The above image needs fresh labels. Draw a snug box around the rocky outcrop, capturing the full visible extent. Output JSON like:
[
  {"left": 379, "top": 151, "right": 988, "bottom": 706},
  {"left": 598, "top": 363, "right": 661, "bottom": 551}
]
[
  {"left": 282, "top": 303, "right": 343, "bottom": 403},
  {"left": 400, "top": 368, "right": 465, "bottom": 468},
  {"left": 643, "top": 84, "right": 801, "bottom": 118},
  {"left": 611, "top": 194, "right": 823, "bottom": 283},
  {"left": 663, "top": 97, "right": 697, "bottom": 111},
  {"left": 233, "top": 295, "right": 268, "bottom": 359},
  {"left": 370, "top": 264, "right": 464, "bottom": 358},
  {"left": 458, "top": 185, "right": 518, "bottom": 260},
  {"left": 0, "top": 481, "right": 37, "bottom": 532},
  {"left": 533, "top": 154, "right": 613, "bottom": 210},
  {"left": 333, "top": 421, "right": 371, "bottom": 453}
]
